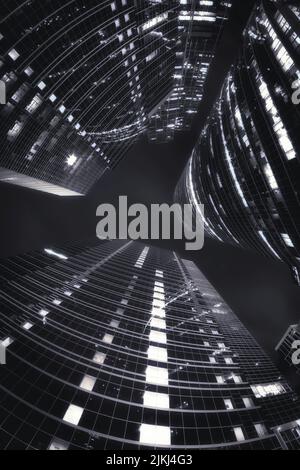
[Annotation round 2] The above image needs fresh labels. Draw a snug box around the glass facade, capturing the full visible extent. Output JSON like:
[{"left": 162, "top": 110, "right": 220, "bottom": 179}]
[
  {"left": 175, "top": 0, "right": 300, "bottom": 283},
  {"left": 276, "top": 323, "right": 300, "bottom": 379},
  {"left": 0, "top": 239, "right": 300, "bottom": 449}
]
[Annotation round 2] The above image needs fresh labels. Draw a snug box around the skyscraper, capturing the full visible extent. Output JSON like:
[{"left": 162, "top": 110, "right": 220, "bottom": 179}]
[
  {"left": 175, "top": 0, "right": 300, "bottom": 283},
  {"left": 0, "top": 239, "right": 300, "bottom": 450},
  {"left": 147, "top": 0, "right": 233, "bottom": 143},
  {"left": 0, "top": 1, "right": 180, "bottom": 195}
]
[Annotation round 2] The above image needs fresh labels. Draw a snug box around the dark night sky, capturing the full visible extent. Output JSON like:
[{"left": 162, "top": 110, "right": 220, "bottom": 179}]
[{"left": 0, "top": 0, "right": 299, "bottom": 386}]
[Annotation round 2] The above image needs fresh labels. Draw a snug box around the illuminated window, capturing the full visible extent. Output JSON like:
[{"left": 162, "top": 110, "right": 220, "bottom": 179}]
[
  {"left": 265, "top": 18, "right": 294, "bottom": 75},
  {"left": 153, "top": 292, "right": 165, "bottom": 301},
  {"left": 145, "top": 365, "right": 168, "bottom": 386},
  {"left": 39, "top": 309, "right": 50, "bottom": 318},
  {"left": 155, "top": 270, "right": 164, "bottom": 278},
  {"left": 224, "top": 399, "right": 234, "bottom": 410},
  {"left": 243, "top": 397, "right": 254, "bottom": 409},
  {"left": 135, "top": 247, "right": 149, "bottom": 267},
  {"left": 281, "top": 233, "right": 294, "bottom": 248},
  {"left": 24, "top": 67, "right": 34, "bottom": 77},
  {"left": 38, "top": 81, "right": 46, "bottom": 91},
  {"left": 146, "top": 51, "right": 158, "bottom": 62},
  {"left": 149, "top": 330, "right": 167, "bottom": 345},
  {"left": 142, "top": 13, "right": 168, "bottom": 32},
  {"left": 147, "top": 345, "right": 168, "bottom": 363},
  {"left": 154, "top": 287, "right": 164, "bottom": 295},
  {"left": 103, "top": 334, "right": 114, "bottom": 344},
  {"left": 151, "top": 307, "right": 165, "bottom": 318},
  {"left": 49, "top": 439, "right": 69, "bottom": 451},
  {"left": 143, "top": 391, "right": 169, "bottom": 409},
  {"left": 1, "top": 337, "right": 14, "bottom": 348},
  {"left": 93, "top": 352, "right": 106, "bottom": 364},
  {"left": 66, "top": 154, "right": 77, "bottom": 167},
  {"left": 251, "top": 382, "right": 288, "bottom": 398},
  {"left": 110, "top": 320, "right": 120, "bottom": 328},
  {"left": 200, "top": 1, "right": 214, "bottom": 6},
  {"left": 44, "top": 248, "right": 68, "bottom": 260},
  {"left": 258, "top": 231, "right": 281, "bottom": 259},
  {"left": 155, "top": 281, "right": 164, "bottom": 288},
  {"left": 179, "top": 11, "right": 216, "bottom": 22},
  {"left": 80, "top": 375, "right": 96, "bottom": 392},
  {"left": 49, "top": 94, "right": 57, "bottom": 103},
  {"left": 63, "top": 404, "right": 84, "bottom": 426},
  {"left": 8, "top": 49, "right": 20, "bottom": 61},
  {"left": 255, "top": 423, "right": 267, "bottom": 437},
  {"left": 11, "top": 85, "right": 28, "bottom": 104},
  {"left": 64, "top": 290, "right": 73, "bottom": 297},
  {"left": 22, "top": 322, "right": 33, "bottom": 331},
  {"left": 8, "top": 121, "right": 23, "bottom": 139},
  {"left": 219, "top": 114, "right": 249, "bottom": 208},
  {"left": 139, "top": 424, "right": 171, "bottom": 446},
  {"left": 258, "top": 77, "right": 296, "bottom": 160},
  {"left": 152, "top": 299, "right": 165, "bottom": 309},
  {"left": 264, "top": 164, "right": 279, "bottom": 190}
]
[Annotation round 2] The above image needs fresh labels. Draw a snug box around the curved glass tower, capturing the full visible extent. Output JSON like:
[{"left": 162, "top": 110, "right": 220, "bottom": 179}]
[
  {"left": 1, "top": 239, "right": 300, "bottom": 450},
  {"left": 175, "top": 0, "right": 300, "bottom": 283}
]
